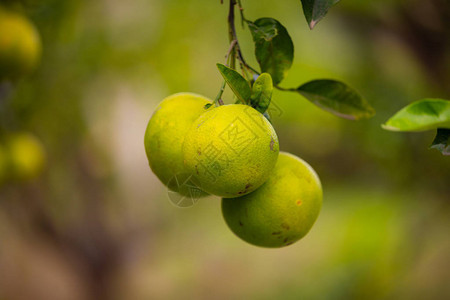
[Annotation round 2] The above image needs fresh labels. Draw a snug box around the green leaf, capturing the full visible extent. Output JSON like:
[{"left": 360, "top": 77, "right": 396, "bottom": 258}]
[
  {"left": 217, "top": 63, "right": 251, "bottom": 104},
  {"left": 430, "top": 128, "right": 450, "bottom": 156},
  {"left": 300, "top": 0, "right": 340, "bottom": 29},
  {"left": 250, "top": 73, "right": 273, "bottom": 114},
  {"left": 296, "top": 79, "right": 375, "bottom": 120},
  {"left": 382, "top": 99, "right": 450, "bottom": 132},
  {"left": 248, "top": 18, "right": 294, "bottom": 85}
]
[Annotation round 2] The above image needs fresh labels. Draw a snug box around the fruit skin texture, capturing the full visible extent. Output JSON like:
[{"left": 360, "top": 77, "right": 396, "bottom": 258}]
[
  {"left": 144, "top": 93, "right": 212, "bottom": 196},
  {"left": 0, "top": 8, "right": 42, "bottom": 80},
  {"left": 222, "top": 152, "right": 322, "bottom": 248},
  {"left": 183, "top": 104, "right": 279, "bottom": 198}
]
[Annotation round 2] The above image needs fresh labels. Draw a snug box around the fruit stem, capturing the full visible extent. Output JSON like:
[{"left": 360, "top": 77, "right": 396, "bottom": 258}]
[
  {"left": 225, "top": 1, "right": 299, "bottom": 94},
  {"left": 212, "top": 0, "right": 237, "bottom": 107},
  {"left": 214, "top": 81, "right": 226, "bottom": 106},
  {"left": 225, "top": 39, "right": 237, "bottom": 65},
  {"left": 219, "top": 0, "right": 297, "bottom": 102},
  {"left": 228, "top": 0, "right": 237, "bottom": 70},
  {"left": 227, "top": 1, "right": 260, "bottom": 76},
  {"left": 236, "top": 0, "right": 246, "bottom": 27},
  {"left": 274, "top": 85, "right": 297, "bottom": 92}
]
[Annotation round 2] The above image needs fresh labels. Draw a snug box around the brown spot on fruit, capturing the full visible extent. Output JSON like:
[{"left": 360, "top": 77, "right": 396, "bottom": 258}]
[
  {"left": 272, "top": 231, "right": 281, "bottom": 235},
  {"left": 283, "top": 238, "right": 288, "bottom": 243},
  {"left": 195, "top": 165, "right": 199, "bottom": 175},
  {"left": 197, "top": 148, "right": 201, "bottom": 155},
  {"left": 238, "top": 183, "right": 252, "bottom": 195},
  {"left": 286, "top": 241, "right": 293, "bottom": 246},
  {"left": 270, "top": 137, "right": 275, "bottom": 151},
  {"left": 239, "top": 221, "right": 243, "bottom": 226},
  {"left": 281, "top": 223, "right": 290, "bottom": 230},
  {"left": 296, "top": 199, "right": 302, "bottom": 206}
]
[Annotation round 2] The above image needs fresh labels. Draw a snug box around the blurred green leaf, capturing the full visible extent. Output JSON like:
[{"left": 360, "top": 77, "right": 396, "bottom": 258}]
[
  {"left": 382, "top": 99, "right": 450, "bottom": 132},
  {"left": 430, "top": 128, "right": 450, "bottom": 156},
  {"left": 296, "top": 79, "right": 375, "bottom": 120},
  {"left": 248, "top": 18, "right": 293, "bottom": 85},
  {"left": 217, "top": 63, "right": 251, "bottom": 104},
  {"left": 250, "top": 73, "right": 273, "bottom": 114},
  {"left": 300, "top": 0, "right": 340, "bottom": 29}
]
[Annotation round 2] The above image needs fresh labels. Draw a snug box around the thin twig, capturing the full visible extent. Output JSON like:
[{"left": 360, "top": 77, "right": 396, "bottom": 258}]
[
  {"left": 212, "top": 0, "right": 237, "bottom": 107},
  {"left": 237, "top": 0, "right": 246, "bottom": 27},
  {"left": 214, "top": 81, "right": 226, "bottom": 106},
  {"left": 226, "top": 0, "right": 297, "bottom": 93},
  {"left": 217, "top": 0, "right": 296, "bottom": 105},
  {"left": 214, "top": 39, "right": 237, "bottom": 106},
  {"left": 274, "top": 85, "right": 296, "bottom": 92},
  {"left": 241, "top": 60, "right": 259, "bottom": 75},
  {"left": 228, "top": 0, "right": 237, "bottom": 69},
  {"left": 227, "top": 0, "right": 259, "bottom": 76},
  {"left": 225, "top": 39, "right": 237, "bottom": 65}
]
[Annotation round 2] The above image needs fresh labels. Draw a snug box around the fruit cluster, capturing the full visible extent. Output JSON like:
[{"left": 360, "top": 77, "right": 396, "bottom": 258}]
[
  {"left": 0, "top": 7, "right": 45, "bottom": 186},
  {"left": 144, "top": 93, "right": 322, "bottom": 248}
]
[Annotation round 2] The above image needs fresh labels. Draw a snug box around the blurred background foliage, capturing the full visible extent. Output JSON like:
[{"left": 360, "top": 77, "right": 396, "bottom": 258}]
[{"left": 0, "top": 0, "right": 449, "bottom": 299}]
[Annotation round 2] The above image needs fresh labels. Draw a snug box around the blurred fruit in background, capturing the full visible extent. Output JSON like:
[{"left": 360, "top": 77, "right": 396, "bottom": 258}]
[
  {"left": 5, "top": 132, "right": 46, "bottom": 181},
  {"left": 0, "top": 143, "right": 8, "bottom": 184},
  {"left": 0, "top": 133, "right": 47, "bottom": 186},
  {"left": 0, "top": 7, "right": 42, "bottom": 81}
]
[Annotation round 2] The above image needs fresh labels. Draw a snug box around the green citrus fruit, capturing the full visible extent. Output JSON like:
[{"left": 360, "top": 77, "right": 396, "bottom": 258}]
[
  {"left": 0, "top": 8, "right": 42, "bottom": 80},
  {"left": 7, "top": 132, "right": 46, "bottom": 181},
  {"left": 222, "top": 152, "right": 322, "bottom": 248},
  {"left": 144, "top": 93, "right": 212, "bottom": 196},
  {"left": 183, "top": 104, "right": 279, "bottom": 198}
]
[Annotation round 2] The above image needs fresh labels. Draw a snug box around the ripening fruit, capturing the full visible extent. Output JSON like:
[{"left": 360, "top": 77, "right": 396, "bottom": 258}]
[
  {"left": 144, "top": 93, "right": 212, "bottom": 196},
  {"left": 0, "top": 8, "right": 42, "bottom": 80},
  {"left": 183, "top": 104, "right": 279, "bottom": 198},
  {"left": 222, "top": 152, "right": 322, "bottom": 248},
  {"left": 7, "top": 132, "right": 46, "bottom": 181}
]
